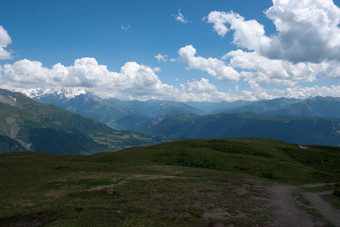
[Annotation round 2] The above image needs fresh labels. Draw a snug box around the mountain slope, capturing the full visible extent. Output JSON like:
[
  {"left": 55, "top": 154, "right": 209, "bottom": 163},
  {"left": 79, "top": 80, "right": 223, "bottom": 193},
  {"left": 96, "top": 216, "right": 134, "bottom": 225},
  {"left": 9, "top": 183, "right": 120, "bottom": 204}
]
[
  {"left": 133, "top": 113, "right": 340, "bottom": 146},
  {"left": 0, "top": 89, "right": 163, "bottom": 154},
  {"left": 0, "top": 134, "right": 27, "bottom": 152}
]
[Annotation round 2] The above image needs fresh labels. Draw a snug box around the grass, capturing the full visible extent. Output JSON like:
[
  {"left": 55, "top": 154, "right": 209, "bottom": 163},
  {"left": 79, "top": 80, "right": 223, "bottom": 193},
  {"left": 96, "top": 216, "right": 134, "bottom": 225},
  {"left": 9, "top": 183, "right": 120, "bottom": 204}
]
[
  {"left": 93, "top": 138, "right": 339, "bottom": 185},
  {"left": 0, "top": 138, "right": 339, "bottom": 226},
  {"left": 323, "top": 193, "right": 340, "bottom": 209}
]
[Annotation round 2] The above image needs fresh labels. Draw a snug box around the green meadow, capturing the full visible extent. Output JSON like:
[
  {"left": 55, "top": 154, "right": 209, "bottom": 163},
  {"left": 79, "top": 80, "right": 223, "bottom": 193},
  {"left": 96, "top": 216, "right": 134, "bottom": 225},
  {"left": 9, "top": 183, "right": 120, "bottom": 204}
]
[{"left": 0, "top": 138, "right": 339, "bottom": 226}]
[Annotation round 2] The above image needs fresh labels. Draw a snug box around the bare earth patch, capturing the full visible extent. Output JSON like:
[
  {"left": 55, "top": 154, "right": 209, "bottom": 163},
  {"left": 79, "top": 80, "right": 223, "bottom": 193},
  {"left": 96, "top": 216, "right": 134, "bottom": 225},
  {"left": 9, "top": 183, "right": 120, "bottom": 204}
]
[
  {"left": 266, "top": 184, "right": 315, "bottom": 226},
  {"left": 266, "top": 183, "right": 340, "bottom": 226},
  {"left": 203, "top": 207, "right": 231, "bottom": 220},
  {"left": 303, "top": 189, "right": 340, "bottom": 226}
]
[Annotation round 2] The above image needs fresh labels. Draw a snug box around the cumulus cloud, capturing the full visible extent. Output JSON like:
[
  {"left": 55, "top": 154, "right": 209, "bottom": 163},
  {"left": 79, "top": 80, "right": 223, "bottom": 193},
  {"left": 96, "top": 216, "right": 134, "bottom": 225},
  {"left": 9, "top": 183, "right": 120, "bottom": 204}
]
[
  {"left": 205, "top": 0, "right": 340, "bottom": 63},
  {"left": 200, "top": 0, "right": 340, "bottom": 100},
  {"left": 204, "top": 11, "right": 270, "bottom": 51},
  {"left": 0, "top": 26, "right": 12, "bottom": 60},
  {"left": 155, "top": 53, "right": 168, "bottom": 62},
  {"left": 239, "top": 85, "right": 340, "bottom": 101},
  {"left": 273, "top": 85, "right": 340, "bottom": 99},
  {"left": 174, "top": 9, "right": 188, "bottom": 24},
  {"left": 178, "top": 78, "right": 241, "bottom": 102},
  {"left": 0, "top": 57, "right": 243, "bottom": 102},
  {"left": 178, "top": 45, "right": 240, "bottom": 81},
  {"left": 0, "top": 58, "right": 175, "bottom": 100},
  {"left": 2, "top": 57, "right": 340, "bottom": 101},
  {"left": 225, "top": 50, "right": 318, "bottom": 86}
]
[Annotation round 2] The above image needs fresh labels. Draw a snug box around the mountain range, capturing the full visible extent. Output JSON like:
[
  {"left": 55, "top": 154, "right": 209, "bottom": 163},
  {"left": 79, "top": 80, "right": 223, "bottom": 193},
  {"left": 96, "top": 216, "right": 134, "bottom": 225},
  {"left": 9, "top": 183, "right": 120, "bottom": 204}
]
[
  {"left": 23, "top": 88, "right": 203, "bottom": 130},
  {"left": 4, "top": 88, "right": 340, "bottom": 151},
  {"left": 22, "top": 88, "right": 340, "bottom": 129},
  {"left": 0, "top": 89, "right": 165, "bottom": 154}
]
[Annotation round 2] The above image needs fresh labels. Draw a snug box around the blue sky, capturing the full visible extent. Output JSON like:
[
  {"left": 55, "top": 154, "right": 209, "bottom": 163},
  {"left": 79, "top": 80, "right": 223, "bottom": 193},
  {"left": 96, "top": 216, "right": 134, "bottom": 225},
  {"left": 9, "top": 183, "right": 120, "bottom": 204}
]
[{"left": 0, "top": 0, "right": 340, "bottom": 101}]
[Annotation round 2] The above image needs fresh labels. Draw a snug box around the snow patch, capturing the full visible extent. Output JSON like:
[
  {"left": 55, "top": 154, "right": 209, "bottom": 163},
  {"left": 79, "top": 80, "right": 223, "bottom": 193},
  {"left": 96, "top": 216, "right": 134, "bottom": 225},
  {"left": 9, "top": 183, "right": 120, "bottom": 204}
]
[{"left": 18, "top": 87, "right": 88, "bottom": 99}]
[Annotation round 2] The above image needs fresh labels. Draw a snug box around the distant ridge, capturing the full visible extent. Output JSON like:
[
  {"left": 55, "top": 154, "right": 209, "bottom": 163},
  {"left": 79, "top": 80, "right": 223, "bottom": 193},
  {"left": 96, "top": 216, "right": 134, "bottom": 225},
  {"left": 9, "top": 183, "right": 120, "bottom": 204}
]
[
  {"left": 12, "top": 88, "right": 340, "bottom": 147},
  {"left": 22, "top": 88, "right": 202, "bottom": 130},
  {"left": 225, "top": 96, "right": 340, "bottom": 118},
  {"left": 132, "top": 112, "right": 340, "bottom": 147}
]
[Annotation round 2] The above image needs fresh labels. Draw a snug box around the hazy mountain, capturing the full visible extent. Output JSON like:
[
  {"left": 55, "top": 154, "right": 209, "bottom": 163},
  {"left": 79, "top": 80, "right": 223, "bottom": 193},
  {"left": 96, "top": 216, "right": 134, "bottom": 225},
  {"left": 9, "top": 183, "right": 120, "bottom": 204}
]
[
  {"left": 265, "top": 96, "right": 340, "bottom": 118},
  {"left": 15, "top": 88, "right": 340, "bottom": 148},
  {"left": 225, "top": 97, "right": 340, "bottom": 118},
  {"left": 132, "top": 112, "right": 340, "bottom": 146},
  {"left": 186, "top": 100, "right": 251, "bottom": 115},
  {"left": 116, "top": 99, "right": 204, "bottom": 118},
  {"left": 0, "top": 89, "right": 164, "bottom": 154},
  {"left": 22, "top": 88, "right": 340, "bottom": 124},
  {"left": 24, "top": 88, "right": 202, "bottom": 129}
]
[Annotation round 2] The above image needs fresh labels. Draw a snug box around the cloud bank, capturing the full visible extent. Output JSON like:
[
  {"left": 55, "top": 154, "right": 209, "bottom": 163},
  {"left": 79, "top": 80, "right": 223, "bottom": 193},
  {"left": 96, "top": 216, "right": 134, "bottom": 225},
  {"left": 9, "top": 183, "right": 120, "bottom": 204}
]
[
  {"left": 1, "top": 56, "right": 339, "bottom": 102},
  {"left": 0, "top": 57, "right": 241, "bottom": 102}
]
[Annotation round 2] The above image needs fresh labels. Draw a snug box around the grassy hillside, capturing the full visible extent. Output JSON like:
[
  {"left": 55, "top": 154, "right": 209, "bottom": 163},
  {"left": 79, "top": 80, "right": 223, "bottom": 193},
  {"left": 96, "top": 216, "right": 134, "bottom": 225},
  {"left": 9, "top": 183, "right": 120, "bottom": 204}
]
[
  {"left": 0, "top": 89, "right": 164, "bottom": 154},
  {"left": 0, "top": 138, "right": 339, "bottom": 226}
]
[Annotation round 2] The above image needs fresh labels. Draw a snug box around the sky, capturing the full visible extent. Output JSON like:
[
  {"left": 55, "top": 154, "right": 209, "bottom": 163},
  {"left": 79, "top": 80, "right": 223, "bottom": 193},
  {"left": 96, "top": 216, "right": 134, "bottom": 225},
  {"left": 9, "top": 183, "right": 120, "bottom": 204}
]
[{"left": 0, "top": 0, "right": 340, "bottom": 102}]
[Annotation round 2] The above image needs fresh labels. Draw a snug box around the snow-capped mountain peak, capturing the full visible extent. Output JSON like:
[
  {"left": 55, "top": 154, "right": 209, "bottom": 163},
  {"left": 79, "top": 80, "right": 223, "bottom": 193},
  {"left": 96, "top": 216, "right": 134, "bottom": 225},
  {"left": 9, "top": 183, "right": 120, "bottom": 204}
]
[{"left": 18, "top": 87, "right": 88, "bottom": 99}]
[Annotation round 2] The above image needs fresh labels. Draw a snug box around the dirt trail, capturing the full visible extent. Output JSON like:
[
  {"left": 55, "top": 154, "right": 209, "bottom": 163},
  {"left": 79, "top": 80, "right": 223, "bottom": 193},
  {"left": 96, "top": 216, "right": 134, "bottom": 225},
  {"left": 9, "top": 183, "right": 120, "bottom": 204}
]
[
  {"left": 302, "top": 183, "right": 335, "bottom": 188},
  {"left": 266, "top": 183, "right": 340, "bottom": 227},
  {"left": 303, "top": 190, "right": 340, "bottom": 226},
  {"left": 266, "top": 184, "right": 314, "bottom": 227}
]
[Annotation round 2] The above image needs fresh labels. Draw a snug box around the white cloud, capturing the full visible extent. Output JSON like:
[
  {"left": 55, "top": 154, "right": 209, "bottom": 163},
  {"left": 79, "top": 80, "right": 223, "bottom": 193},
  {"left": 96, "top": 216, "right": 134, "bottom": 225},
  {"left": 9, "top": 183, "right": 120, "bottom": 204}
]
[
  {"left": 153, "top": 67, "right": 161, "bottom": 72},
  {"left": 178, "top": 45, "right": 240, "bottom": 81},
  {"left": 225, "top": 50, "right": 318, "bottom": 86},
  {"left": 315, "top": 60, "right": 340, "bottom": 79},
  {"left": 204, "top": 11, "right": 270, "bottom": 51},
  {"left": 206, "top": 0, "right": 340, "bottom": 63},
  {"left": 174, "top": 9, "right": 188, "bottom": 24},
  {"left": 202, "top": 0, "right": 340, "bottom": 100},
  {"left": 239, "top": 84, "right": 340, "bottom": 101},
  {"left": 1, "top": 56, "right": 339, "bottom": 102},
  {"left": 203, "top": 11, "right": 230, "bottom": 37},
  {"left": 155, "top": 53, "right": 168, "bottom": 62},
  {"left": 0, "top": 57, "right": 243, "bottom": 102},
  {"left": 273, "top": 85, "right": 340, "bottom": 99},
  {"left": 0, "top": 58, "right": 175, "bottom": 100},
  {"left": 0, "top": 26, "right": 12, "bottom": 60},
  {"left": 178, "top": 78, "right": 241, "bottom": 102},
  {"left": 121, "top": 24, "right": 130, "bottom": 30}
]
